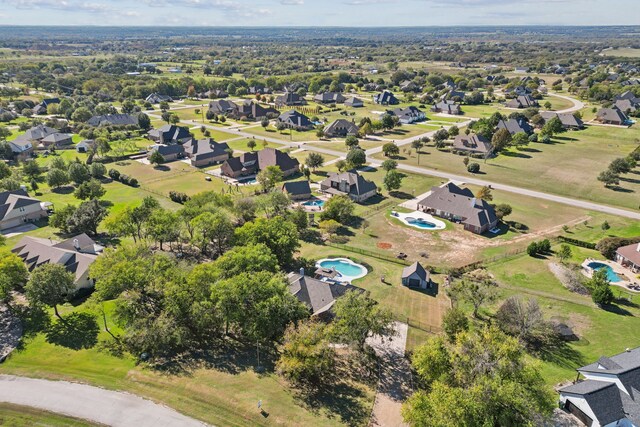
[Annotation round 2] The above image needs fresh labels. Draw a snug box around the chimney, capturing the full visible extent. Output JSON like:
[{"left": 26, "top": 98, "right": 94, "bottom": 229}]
[
  {"left": 299, "top": 267, "right": 305, "bottom": 276},
  {"left": 471, "top": 197, "right": 477, "bottom": 207},
  {"left": 637, "top": 243, "right": 640, "bottom": 253},
  {"left": 73, "top": 239, "right": 80, "bottom": 251}
]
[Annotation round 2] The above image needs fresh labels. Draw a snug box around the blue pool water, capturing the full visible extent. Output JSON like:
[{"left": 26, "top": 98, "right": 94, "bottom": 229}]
[
  {"left": 587, "top": 262, "right": 621, "bottom": 283},
  {"left": 303, "top": 200, "right": 325, "bottom": 207},
  {"left": 238, "top": 177, "right": 257, "bottom": 184},
  {"left": 406, "top": 217, "right": 437, "bottom": 229},
  {"left": 318, "top": 259, "right": 366, "bottom": 278}
]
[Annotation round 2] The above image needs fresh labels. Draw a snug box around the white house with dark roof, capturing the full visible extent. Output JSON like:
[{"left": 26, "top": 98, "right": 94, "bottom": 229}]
[
  {"left": 387, "top": 106, "right": 426, "bottom": 124},
  {"left": 183, "top": 138, "right": 230, "bottom": 167},
  {"left": 345, "top": 97, "right": 364, "bottom": 108},
  {"left": 417, "top": 182, "right": 498, "bottom": 235},
  {"left": 320, "top": 170, "right": 377, "bottom": 203},
  {"left": 373, "top": 90, "right": 399, "bottom": 105},
  {"left": 496, "top": 118, "right": 534, "bottom": 135},
  {"left": 401, "top": 262, "right": 430, "bottom": 289},
  {"left": 452, "top": 134, "right": 493, "bottom": 157},
  {"left": 323, "top": 119, "right": 359, "bottom": 138},
  {"left": 0, "top": 190, "right": 49, "bottom": 231},
  {"left": 540, "top": 112, "right": 585, "bottom": 130},
  {"left": 559, "top": 346, "right": 640, "bottom": 426},
  {"left": 148, "top": 124, "right": 192, "bottom": 145},
  {"left": 13, "top": 233, "right": 103, "bottom": 290}
]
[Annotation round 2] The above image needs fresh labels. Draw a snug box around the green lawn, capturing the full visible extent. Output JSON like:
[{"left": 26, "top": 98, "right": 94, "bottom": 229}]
[
  {"left": 0, "top": 301, "right": 374, "bottom": 427},
  {"left": 243, "top": 125, "right": 317, "bottom": 143},
  {"left": 225, "top": 138, "right": 283, "bottom": 152},
  {"left": 374, "top": 124, "right": 640, "bottom": 210},
  {"left": 0, "top": 403, "right": 101, "bottom": 427}
]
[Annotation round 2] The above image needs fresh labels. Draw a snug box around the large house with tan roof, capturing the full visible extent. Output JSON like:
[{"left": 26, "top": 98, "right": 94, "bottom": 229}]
[
  {"left": 616, "top": 242, "right": 640, "bottom": 274},
  {"left": 221, "top": 147, "right": 299, "bottom": 179},
  {"left": 320, "top": 170, "right": 377, "bottom": 203},
  {"left": 417, "top": 183, "right": 498, "bottom": 234},
  {"left": 12, "top": 233, "right": 104, "bottom": 290}
]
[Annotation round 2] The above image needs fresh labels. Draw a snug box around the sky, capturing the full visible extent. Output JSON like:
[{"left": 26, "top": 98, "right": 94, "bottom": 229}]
[{"left": 0, "top": 0, "right": 638, "bottom": 27}]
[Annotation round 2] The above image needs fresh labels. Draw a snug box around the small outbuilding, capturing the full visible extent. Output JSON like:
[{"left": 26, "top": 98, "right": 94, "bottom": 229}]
[
  {"left": 281, "top": 180, "right": 312, "bottom": 201},
  {"left": 401, "top": 262, "right": 430, "bottom": 289}
]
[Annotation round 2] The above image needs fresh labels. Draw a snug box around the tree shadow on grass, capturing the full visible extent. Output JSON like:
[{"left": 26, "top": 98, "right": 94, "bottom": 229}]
[
  {"left": 620, "top": 176, "right": 640, "bottom": 185},
  {"left": 602, "top": 304, "right": 634, "bottom": 317},
  {"left": 501, "top": 151, "right": 532, "bottom": 159},
  {"left": 535, "top": 337, "right": 585, "bottom": 370},
  {"left": 299, "top": 381, "right": 370, "bottom": 426},
  {"left": 52, "top": 186, "right": 75, "bottom": 195},
  {"left": 45, "top": 312, "right": 99, "bottom": 350},
  {"left": 609, "top": 185, "right": 635, "bottom": 193},
  {"left": 388, "top": 190, "right": 414, "bottom": 200}
]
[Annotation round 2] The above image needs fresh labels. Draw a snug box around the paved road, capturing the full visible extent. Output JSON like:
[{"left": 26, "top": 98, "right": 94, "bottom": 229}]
[
  {"left": 548, "top": 92, "right": 585, "bottom": 114},
  {"left": 0, "top": 375, "right": 207, "bottom": 427},
  {"left": 367, "top": 322, "right": 411, "bottom": 427}
]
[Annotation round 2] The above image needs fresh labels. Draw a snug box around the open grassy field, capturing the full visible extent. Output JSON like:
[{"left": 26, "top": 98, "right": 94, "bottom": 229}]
[
  {"left": 374, "top": 124, "right": 640, "bottom": 210},
  {"left": 0, "top": 403, "right": 101, "bottom": 426},
  {"left": 0, "top": 301, "right": 374, "bottom": 427},
  {"left": 243, "top": 125, "right": 318, "bottom": 143},
  {"left": 601, "top": 48, "right": 640, "bottom": 58}
]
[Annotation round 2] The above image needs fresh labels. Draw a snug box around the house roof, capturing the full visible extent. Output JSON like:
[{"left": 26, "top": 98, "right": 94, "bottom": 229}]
[
  {"left": 389, "top": 106, "right": 424, "bottom": 121},
  {"left": 402, "top": 262, "right": 429, "bottom": 281},
  {"left": 417, "top": 182, "right": 497, "bottom": 229},
  {"left": 324, "top": 119, "right": 359, "bottom": 136},
  {"left": 313, "top": 92, "right": 345, "bottom": 103},
  {"left": 432, "top": 100, "right": 461, "bottom": 114},
  {"left": 278, "top": 110, "right": 313, "bottom": 128},
  {"left": 224, "top": 148, "right": 299, "bottom": 174},
  {"left": 496, "top": 118, "right": 533, "bottom": 135},
  {"left": 87, "top": 114, "right": 138, "bottom": 127},
  {"left": 15, "top": 125, "right": 57, "bottom": 142},
  {"left": 540, "top": 111, "right": 584, "bottom": 128},
  {"left": 41, "top": 133, "right": 72, "bottom": 144},
  {"left": 614, "top": 99, "right": 638, "bottom": 112},
  {"left": 506, "top": 95, "right": 538, "bottom": 108},
  {"left": 183, "top": 138, "right": 230, "bottom": 161},
  {"left": 276, "top": 92, "right": 303, "bottom": 105},
  {"left": 344, "top": 97, "right": 363, "bottom": 106},
  {"left": 209, "top": 99, "right": 238, "bottom": 114},
  {"left": 374, "top": 90, "right": 398, "bottom": 104},
  {"left": 616, "top": 243, "right": 640, "bottom": 266},
  {"left": 597, "top": 107, "right": 628, "bottom": 123},
  {"left": 452, "top": 134, "right": 492, "bottom": 154},
  {"left": 12, "top": 234, "right": 102, "bottom": 283},
  {"left": 321, "top": 170, "right": 377, "bottom": 197},
  {"left": 148, "top": 124, "right": 191, "bottom": 142},
  {"left": 0, "top": 190, "right": 42, "bottom": 222},
  {"left": 560, "top": 381, "right": 627, "bottom": 426},
  {"left": 282, "top": 180, "right": 311, "bottom": 196},
  {"left": 152, "top": 144, "right": 184, "bottom": 156},
  {"left": 287, "top": 273, "right": 362, "bottom": 316}
]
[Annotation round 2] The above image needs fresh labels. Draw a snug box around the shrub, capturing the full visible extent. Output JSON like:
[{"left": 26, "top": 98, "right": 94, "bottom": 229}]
[
  {"left": 467, "top": 162, "right": 480, "bottom": 173},
  {"left": 596, "top": 236, "right": 640, "bottom": 260},
  {"left": 527, "top": 242, "right": 539, "bottom": 257},
  {"left": 108, "top": 168, "right": 121, "bottom": 181},
  {"left": 169, "top": 191, "right": 190, "bottom": 204}
]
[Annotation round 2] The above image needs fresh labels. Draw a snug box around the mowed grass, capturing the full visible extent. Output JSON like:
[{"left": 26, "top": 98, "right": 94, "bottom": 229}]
[
  {"left": 0, "top": 403, "right": 101, "bottom": 426},
  {"left": 486, "top": 251, "right": 640, "bottom": 386},
  {"left": 602, "top": 48, "right": 640, "bottom": 58},
  {"left": 243, "top": 125, "right": 318, "bottom": 143},
  {"left": 374, "top": 124, "right": 640, "bottom": 210},
  {"left": 1, "top": 302, "right": 373, "bottom": 427}
]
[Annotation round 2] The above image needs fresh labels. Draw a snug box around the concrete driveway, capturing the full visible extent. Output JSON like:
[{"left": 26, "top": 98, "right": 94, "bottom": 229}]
[{"left": 0, "top": 375, "right": 208, "bottom": 427}]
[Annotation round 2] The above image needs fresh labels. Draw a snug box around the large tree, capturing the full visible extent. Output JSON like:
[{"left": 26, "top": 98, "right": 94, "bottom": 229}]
[
  {"left": 320, "top": 194, "right": 355, "bottom": 224},
  {"left": 25, "top": 263, "right": 75, "bottom": 320},
  {"left": 403, "top": 327, "right": 555, "bottom": 427},
  {"left": 235, "top": 217, "right": 299, "bottom": 267}
]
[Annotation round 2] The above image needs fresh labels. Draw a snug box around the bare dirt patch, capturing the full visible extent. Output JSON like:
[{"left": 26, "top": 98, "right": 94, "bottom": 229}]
[{"left": 377, "top": 242, "right": 393, "bottom": 250}]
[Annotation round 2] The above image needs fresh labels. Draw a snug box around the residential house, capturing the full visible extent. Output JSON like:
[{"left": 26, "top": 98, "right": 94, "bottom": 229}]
[
  {"left": 505, "top": 95, "right": 539, "bottom": 109},
  {"left": 614, "top": 98, "right": 639, "bottom": 114},
  {"left": 401, "top": 262, "right": 430, "bottom": 289},
  {"left": 616, "top": 242, "right": 640, "bottom": 274},
  {"left": 596, "top": 107, "right": 629, "bottom": 126},
  {"left": 400, "top": 80, "right": 419, "bottom": 92},
  {"left": 8, "top": 140, "right": 33, "bottom": 161},
  {"left": 15, "top": 124, "right": 57, "bottom": 142},
  {"left": 558, "top": 346, "right": 640, "bottom": 427},
  {"left": 235, "top": 101, "right": 278, "bottom": 121},
  {"left": 40, "top": 133, "right": 73, "bottom": 148},
  {"left": 431, "top": 100, "right": 462, "bottom": 115},
  {"left": 281, "top": 181, "right": 312, "bottom": 201},
  {"left": 87, "top": 114, "right": 138, "bottom": 127},
  {"left": 417, "top": 183, "right": 498, "bottom": 234},
  {"left": 320, "top": 170, "right": 377, "bottom": 203},
  {"left": 0, "top": 107, "right": 16, "bottom": 120},
  {"left": 387, "top": 106, "right": 426, "bottom": 124},
  {"left": 514, "top": 67, "right": 529, "bottom": 73},
  {"left": 76, "top": 140, "right": 96, "bottom": 153},
  {"left": 452, "top": 134, "right": 493, "bottom": 157},
  {"left": 0, "top": 190, "right": 49, "bottom": 231},
  {"left": 313, "top": 92, "right": 346, "bottom": 104},
  {"left": 147, "top": 144, "right": 184, "bottom": 162},
  {"left": 277, "top": 110, "right": 314, "bottom": 131},
  {"left": 145, "top": 93, "right": 173, "bottom": 104},
  {"left": 148, "top": 124, "right": 192, "bottom": 145},
  {"left": 615, "top": 90, "right": 640, "bottom": 103},
  {"left": 344, "top": 97, "right": 364, "bottom": 108},
  {"left": 287, "top": 271, "right": 362, "bottom": 319},
  {"left": 275, "top": 92, "right": 305, "bottom": 108},
  {"left": 201, "top": 89, "right": 228, "bottom": 99},
  {"left": 442, "top": 90, "right": 466, "bottom": 101},
  {"left": 12, "top": 124, "right": 61, "bottom": 153},
  {"left": 208, "top": 99, "right": 238, "bottom": 116},
  {"left": 373, "top": 90, "right": 399, "bottom": 105},
  {"left": 505, "top": 85, "right": 533, "bottom": 97},
  {"left": 183, "top": 138, "right": 230, "bottom": 167},
  {"left": 496, "top": 118, "right": 534, "bottom": 135},
  {"left": 12, "top": 234, "right": 103, "bottom": 291},
  {"left": 32, "top": 98, "right": 60, "bottom": 115},
  {"left": 540, "top": 112, "right": 584, "bottom": 130},
  {"left": 221, "top": 147, "right": 300, "bottom": 179},
  {"left": 323, "top": 119, "right": 359, "bottom": 138}
]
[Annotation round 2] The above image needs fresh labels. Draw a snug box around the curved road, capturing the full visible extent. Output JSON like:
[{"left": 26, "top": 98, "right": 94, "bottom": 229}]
[
  {"left": 0, "top": 375, "right": 207, "bottom": 427},
  {"left": 547, "top": 92, "right": 585, "bottom": 113}
]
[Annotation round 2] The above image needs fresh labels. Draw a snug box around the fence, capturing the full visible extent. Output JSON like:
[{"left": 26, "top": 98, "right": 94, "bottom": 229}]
[
  {"left": 360, "top": 200, "right": 396, "bottom": 219},
  {"left": 395, "top": 315, "right": 442, "bottom": 334},
  {"left": 324, "top": 242, "right": 411, "bottom": 266},
  {"left": 557, "top": 235, "right": 597, "bottom": 250}
]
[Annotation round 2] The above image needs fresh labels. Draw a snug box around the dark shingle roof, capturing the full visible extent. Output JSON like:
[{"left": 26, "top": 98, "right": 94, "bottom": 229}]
[
  {"left": 87, "top": 114, "right": 138, "bottom": 127},
  {"left": 402, "top": 262, "right": 428, "bottom": 281},
  {"left": 282, "top": 180, "right": 311, "bottom": 196},
  {"left": 287, "top": 273, "right": 362, "bottom": 316},
  {"left": 417, "top": 183, "right": 497, "bottom": 229},
  {"left": 320, "top": 170, "right": 377, "bottom": 197}
]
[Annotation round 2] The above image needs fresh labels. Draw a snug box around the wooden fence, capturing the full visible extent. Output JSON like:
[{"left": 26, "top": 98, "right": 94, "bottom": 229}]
[{"left": 324, "top": 242, "right": 411, "bottom": 266}]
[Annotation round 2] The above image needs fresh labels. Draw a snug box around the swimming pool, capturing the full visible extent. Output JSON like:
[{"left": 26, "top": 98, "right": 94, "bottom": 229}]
[
  {"left": 405, "top": 217, "right": 437, "bottom": 229},
  {"left": 393, "top": 211, "right": 446, "bottom": 231},
  {"left": 317, "top": 258, "right": 368, "bottom": 282},
  {"left": 303, "top": 199, "right": 325, "bottom": 207},
  {"left": 587, "top": 261, "right": 621, "bottom": 283}
]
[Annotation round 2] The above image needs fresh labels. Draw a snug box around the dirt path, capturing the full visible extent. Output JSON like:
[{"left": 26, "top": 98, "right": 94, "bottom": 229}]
[
  {"left": 367, "top": 322, "right": 411, "bottom": 427},
  {"left": 0, "top": 375, "right": 208, "bottom": 427}
]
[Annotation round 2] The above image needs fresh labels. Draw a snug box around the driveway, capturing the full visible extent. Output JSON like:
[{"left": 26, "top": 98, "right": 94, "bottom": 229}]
[
  {"left": 548, "top": 92, "right": 585, "bottom": 114},
  {"left": 367, "top": 322, "right": 411, "bottom": 427},
  {"left": 0, "top": 223, "right": 38, "bottom": 238},
  {"left": 0, "top": 375, "right": 208, "bottom": 427}
]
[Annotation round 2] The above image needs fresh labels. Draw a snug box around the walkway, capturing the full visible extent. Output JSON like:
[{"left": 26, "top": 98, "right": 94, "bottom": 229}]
[
  {"left": 367, "top": 322, "right": 411, "bottom": 427},
  {"left": 0, "top": 375, "right": 208, "bottom": 427}
]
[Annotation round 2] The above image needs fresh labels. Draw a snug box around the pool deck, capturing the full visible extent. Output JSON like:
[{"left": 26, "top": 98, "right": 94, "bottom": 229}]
[{"left": 581, "top": 258, "right": 640, "bottom": 292}]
